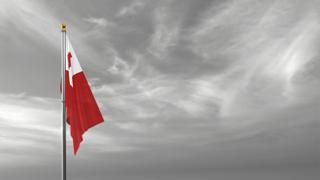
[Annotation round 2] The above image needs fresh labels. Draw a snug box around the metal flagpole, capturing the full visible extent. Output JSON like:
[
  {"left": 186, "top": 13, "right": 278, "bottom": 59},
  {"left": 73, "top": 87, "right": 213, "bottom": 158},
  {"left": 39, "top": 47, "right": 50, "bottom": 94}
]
[{"left": 60, "top": 23, "right": 67, "bottom": 180}]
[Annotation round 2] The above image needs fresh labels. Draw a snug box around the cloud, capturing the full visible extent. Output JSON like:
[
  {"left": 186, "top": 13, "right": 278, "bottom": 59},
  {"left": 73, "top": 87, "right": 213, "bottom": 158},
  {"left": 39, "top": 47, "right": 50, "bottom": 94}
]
[
  {"left": 108, "top": 56, "right": 131, "bottom": 75},
  {"left": 116, "top": 1, "right": 145, "bottom": 17},
  {"left": 183, "top": 0, "right": 320, "bottom": 116},
  {"left": 0, "top": 0, "right": 60, "bottom": 46},
  {"left": 0, "top": 93, "right": 60, "bottom": 166},
  {"left": 84, "top": 17, "right": 113, "bottom": 28},
  {"left": 147, "top": 5, "right": 180, "bottom": 58}
]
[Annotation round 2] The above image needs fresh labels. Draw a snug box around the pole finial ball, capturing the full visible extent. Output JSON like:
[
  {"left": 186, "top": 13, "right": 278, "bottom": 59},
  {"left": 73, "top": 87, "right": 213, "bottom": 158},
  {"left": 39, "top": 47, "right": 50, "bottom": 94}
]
[{"left": 61, "top": 24, "right": 66, "bottom": 32}]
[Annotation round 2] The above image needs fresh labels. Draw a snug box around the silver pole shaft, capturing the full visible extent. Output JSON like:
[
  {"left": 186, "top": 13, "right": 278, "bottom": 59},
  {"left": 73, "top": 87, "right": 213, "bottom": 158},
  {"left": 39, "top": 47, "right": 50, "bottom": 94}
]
[{"left": 61, "top": 24, "right": 67, "bottom": 180}]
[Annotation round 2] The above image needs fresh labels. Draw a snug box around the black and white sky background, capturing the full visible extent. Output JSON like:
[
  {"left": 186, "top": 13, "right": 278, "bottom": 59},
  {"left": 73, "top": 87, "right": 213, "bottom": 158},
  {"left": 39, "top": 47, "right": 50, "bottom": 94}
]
[{"left": 0, "top": 0, "right": 319, "bottom": 179}]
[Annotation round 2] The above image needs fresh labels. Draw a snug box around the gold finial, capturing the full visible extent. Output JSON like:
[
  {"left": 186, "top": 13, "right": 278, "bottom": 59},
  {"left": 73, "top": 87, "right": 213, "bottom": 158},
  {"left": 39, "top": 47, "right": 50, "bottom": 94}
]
[{"left": 61, "top": 24, "right": 66, "bottom": 32}]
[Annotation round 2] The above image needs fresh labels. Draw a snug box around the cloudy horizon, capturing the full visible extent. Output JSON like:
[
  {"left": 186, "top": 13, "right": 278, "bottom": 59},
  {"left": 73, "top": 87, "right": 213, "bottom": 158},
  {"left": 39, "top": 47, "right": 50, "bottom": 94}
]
[{"left": 0, "top": 0, "right": 319, "bottom": 180}]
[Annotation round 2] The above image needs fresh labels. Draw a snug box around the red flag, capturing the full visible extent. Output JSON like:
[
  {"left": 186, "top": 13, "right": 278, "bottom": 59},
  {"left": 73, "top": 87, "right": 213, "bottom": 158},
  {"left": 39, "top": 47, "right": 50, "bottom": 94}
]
[{"left": 65, "top": 36, "right": 104, "bottom": 155}]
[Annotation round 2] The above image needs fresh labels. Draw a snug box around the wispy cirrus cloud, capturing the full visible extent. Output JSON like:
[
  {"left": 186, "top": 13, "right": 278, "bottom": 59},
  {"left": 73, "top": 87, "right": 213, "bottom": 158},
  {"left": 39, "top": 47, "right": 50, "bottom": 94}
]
[
  {"left": 0, "top": 0, "right": 60, "bottom": 46},
  {"left": 185, "top": 0, "right": 320, "bottom": 116},
  {"left": 84, "top": 17, "right": 113, "bottom": 28},
  {"left": 0, "top": 93, "right": 60, "bottom": 166},
  {"left": 116, "top": 1, "right": 145, "bottom": 17}
]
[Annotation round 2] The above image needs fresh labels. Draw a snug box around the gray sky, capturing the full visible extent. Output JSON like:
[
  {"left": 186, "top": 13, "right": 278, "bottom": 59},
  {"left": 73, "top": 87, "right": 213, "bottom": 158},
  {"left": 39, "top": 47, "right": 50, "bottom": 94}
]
[{"left": 0, "top": 0, "right": 319, "bottom": 180}]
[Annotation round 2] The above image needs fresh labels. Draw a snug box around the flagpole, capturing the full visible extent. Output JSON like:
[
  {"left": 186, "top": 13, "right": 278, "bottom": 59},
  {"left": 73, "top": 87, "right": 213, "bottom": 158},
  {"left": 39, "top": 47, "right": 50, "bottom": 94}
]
[{"left": 60, "top": 23, "right": 67, "bottom": 180}]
